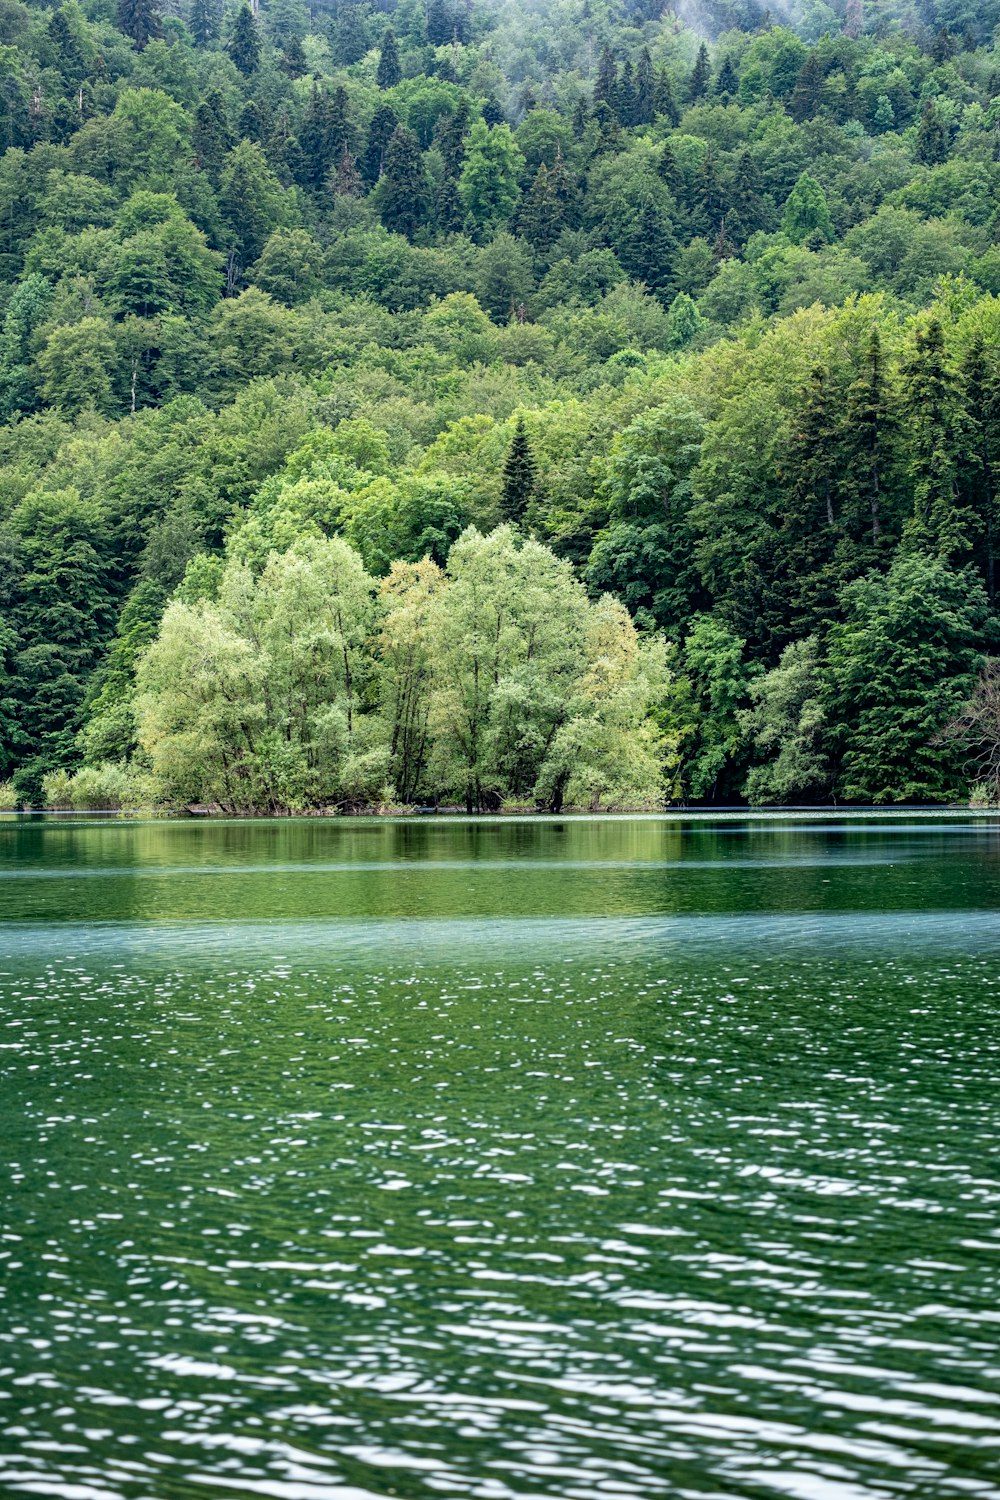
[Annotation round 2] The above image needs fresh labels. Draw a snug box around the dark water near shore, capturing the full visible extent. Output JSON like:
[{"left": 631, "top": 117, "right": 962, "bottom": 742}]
[{"left": 1, "top": 814, "right": 999, "bottom": 1500}]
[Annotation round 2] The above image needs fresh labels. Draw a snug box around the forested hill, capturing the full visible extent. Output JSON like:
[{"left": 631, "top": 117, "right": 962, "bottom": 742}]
[{"left": 1, "top": 0, "right": 999, "bottom": 811}]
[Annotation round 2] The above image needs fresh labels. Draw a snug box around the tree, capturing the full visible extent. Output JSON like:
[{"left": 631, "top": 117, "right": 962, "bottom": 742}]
[
  {"left": 219, "top": 140, "right": 285, "bottom": 275},
  {"left": 716, "top": 56, "right": 738, "bottom": 100},
  {"left": 940, "top": 659, "right": 1000, "bottom": 803},
  {"left": 138, "top": 536, "right": 382, "bottom": 812},
  {"left": 500, "top": 416, "right": 536, "bottom": 522},
  {"left": 118, "top": 0, "right": 161, "bottom": 49},
  {"left": 226, "top": 4, "right": 261, "bottom": 76},
  {"left": 635, "top": 48, "right": 655, "bottom": 124},
  {"left": 825, "top": 554, "right": 987, "bottom": 802},
  {"left": 37, "top": 319, "right": 118, "bottom": 415},
  {"left": 740, "top": 636, "right": 831, "bottom": 803},
  {"left": 781, "top": 171, "right": 834, "bottom": 244},
  {"left": 189, "top": 0, "right": 220, "bottom": 48},
  {"left": 193, "top": 91, "right": 231, "bottom": 180},
  {"left": 515, "top": 163, "right": 563, "bottom": 250},
  {"left": 789, "top": 52, "right": 824, "bottom": 121},
  {"left": 361, "top": 103, "right": 398, "bottom": 184},
  {"left": 378, "top": 126, "right": 428, "bottom": 240},
  {"left": 376, "top": 28, "right": 401, "bottom": 90},
  {"left": 458, "top": 120, "right": 525, "bottom": 237},
  {"left": 689, "top": 43, "right": 710, "bottom": 101},
  {"left": 901, "top": 318, "right": 974, "bottom": 559},
  {"left": 916, "top": 97, "right": 950, "bottom": 165}
]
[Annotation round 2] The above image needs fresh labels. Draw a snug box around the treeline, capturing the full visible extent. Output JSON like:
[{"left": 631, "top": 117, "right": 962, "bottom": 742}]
[{"left": 1, "top": 0, "right": 1000, "bottom": 806}]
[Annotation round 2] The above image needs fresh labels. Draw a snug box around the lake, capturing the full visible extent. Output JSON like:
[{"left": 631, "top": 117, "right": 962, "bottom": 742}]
[{"left": 1, "top": 813, "right": 999, "bottom": 1500}]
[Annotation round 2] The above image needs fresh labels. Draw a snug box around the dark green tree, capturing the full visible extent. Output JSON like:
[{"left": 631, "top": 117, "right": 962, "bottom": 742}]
[
  {"left": 634, "top": 47, "right": 655, "bottom": 124},
  {"left": 716, "top": 56, "right": 738, "bottom": 100},
  {"left": 226, "top": 3, "right": 261, "bottom": 76},
  {"left": 376, "top": 28, "right": 401, "bottom": 89},
  {"left": 916, "top": 97, "right": 949, "bottom": 165},
  {"left": 500, "top": 416, "right": 536, "bottom": 522},
  {"left": 689, "top": 43, "right": 710, "bottom": 101},
  {"left": 118, "top": 0, "right": 162, "bottom": 49},
  {"left": 654, "top": 67, "right": 680, "bottom": 125},
  {"left": 189, "top": 0, "right": 220, "bottom": 47},
  {"left": 378, "top": 125, "right": 428, "bottom": 239},
  {"left": 361, "top": 103, "right": 398, "bottom": 184}
]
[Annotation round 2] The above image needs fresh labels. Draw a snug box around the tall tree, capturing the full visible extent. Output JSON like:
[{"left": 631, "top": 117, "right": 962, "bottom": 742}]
[
  {"left": 689, "top": 43, "right": 710, "bottom": 101},
  {"left": 376, "top": 28, "right": 401, "bottom": 89},
  {"left": 226, "top": 3, "right": 261, "bottom": 76},
  {"left": 118, "top": 0, "right": 162, "bottom": 49},
  {"left": 378, "top": 125, "right": 428, "bottom": 239},
  {"left": 500, "top": 416, "right": 536, "bottom": 522}
]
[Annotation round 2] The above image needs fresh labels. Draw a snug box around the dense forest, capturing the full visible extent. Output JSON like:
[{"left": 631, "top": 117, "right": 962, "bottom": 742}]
[{"left": 1, "top": 0, "right": 1000, "bottom": 808}]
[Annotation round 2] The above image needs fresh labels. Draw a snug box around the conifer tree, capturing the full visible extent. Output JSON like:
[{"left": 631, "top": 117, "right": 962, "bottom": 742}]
[
  {"left": 594, "top": 45, "right": 617, "bottom": 108},
  {"left": 226, "top": 3, "right": 261, "bottom": 75},
  {"left": 281, "top": 35, "right": 307, "bottom": 77},
  {"left": 437, "top": 98, "right": 470, "bottom": 178},
  {"left": 716, "top": 56, "right": 738, "bottom": 100},
  {"left": 376, "top": 28, "right": 401, "bottom": 89},
  {"left": 515, "top": 163, "right": 563, "bottom": 250},
  {"left": 615, "top": 59, "right": 636, "bottom": 126},
  {"left": 362, "top": 103, "right": 398, "bottom": 184},
  {"left": 634, "top": 48, "right": 655, "bottom": 124},
  {"left": 379, "top": 125, "right": 428, "bottom": 240},
  {"left": 961, "top": 334, "right": 1000, "bottom": 598},
  {"left": 689, "top": 43, "right": 710, "bottom": 101},
  {"left": 189, "top": 0, "right": 220, "bottom": 48},
  {"left": 654, "top": 67, "right": 680, "bottom": 125},
  {"left": 617, "top": 200, "right": 677, "bottom": 302},
  {"left": 843, "top": 328, "right": 893, "bottom": 551},
  {"left": 193, "top": 91, "right": 231, "bottom": 181},
  {"left": 501, "top": 416, "right": 536, "bottom": 522},
  {"left": 789, "top": 53, "right": 824, "bottom": 121},
  {"left": 118, "top": 0, "right": 162, "bottom": 50},
  {"left": 334, "top": 146, "right": 362, "bottom": 196},
  {"left": 902, "top": 319, "right": 974, "bottom": 558},
  {"left": 916, "top": 98, "right": 949, "bottom": 165}
]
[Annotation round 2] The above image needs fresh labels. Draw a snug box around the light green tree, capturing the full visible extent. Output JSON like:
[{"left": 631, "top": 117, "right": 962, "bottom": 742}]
[{"left": 458, "top": 120, "right": 525, "bottom": 238}]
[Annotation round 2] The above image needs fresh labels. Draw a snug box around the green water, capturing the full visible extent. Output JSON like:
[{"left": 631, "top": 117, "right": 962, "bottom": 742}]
[{"left": 1, "top": 814, "right": 999, "bottom": 1500}]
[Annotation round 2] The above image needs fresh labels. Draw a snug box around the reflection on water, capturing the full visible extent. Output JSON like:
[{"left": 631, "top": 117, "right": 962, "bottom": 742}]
[{"left": 1, "top": 815, "right": 999, "bottom": 1500}]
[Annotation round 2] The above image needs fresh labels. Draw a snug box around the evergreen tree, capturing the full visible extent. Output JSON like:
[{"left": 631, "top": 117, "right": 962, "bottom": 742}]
[
  {"left": 239, "top": 99, "right": 266, "bottom": 142},
  {"left": 500, "top": 417, "right": 536, "bottom": 522},
  {"left": 48, "top": 9, "right": 86, "bottom": 84},
  {"left": 654, "top": 67, "right": 680, "bottom": 126},
  {"left": 362, "top": 103, "right": 398, "bottom": 184},
  {"left": 515, "top": 163, "right": 563, "bottom": 250},
  {"left": 189, "top": 0, "right": 220, "bottom": 48},
  {"left": 482, "top": 97, "right": 505, "bottom": 127},
  {"left": 689, "top": 43, "right": 710, "bottom": 101},
  {"left": 615, "top": 59, "right": 636, "bottom": 126},
  {"left": 118, "top": 0, "right": 162, "bottom": 49},
  {"left": 281, "top": 35, "right": 307, "bottom": 77},
  {"left": 426, "top": 0, "right": 457, "bottom": 46},
  {"left": 843, "top": 328, "right": 894, "bottom": 552},
  {"left": 301, "top": 84, "right": 350, "bottom": 192},
  {"left": 962, "top": 334, "right": 1000, "bottom": 600},
  {"left": 729, "top": 148, "right": 764, "bottom": 241},
  {"left": 716, "top": 56, "right": 738, "bottom": 100},
  {"left": 377, "top": 28, "right": 401, "bottom": 89},
  {"left": 634, "top": 48, "right": 655, "bottom": 124},
  {"left": 334, "top": 146, "right": 362, "bottom": 197},
  {"left": 334, "top": 5, "right": 370, "bottom": 64},
  {"left": 617, "top": 200, "right": 677, "bottom": 302},
  {"left": 226, "top": 3, "right": 261, "bottom": 75},
  {"left": 594, "top": 45, "right": 617, "bottom": 108},
  {"left": 773, "top": 364, "right": 844, "bottom": 642},
  {"left": 789, "top": 53, "right": 824, "bottom": 121},
  {"left": 379, "top": 125, "right": 428, "bottom": 239},
  {"left": 901, "top": 319, "right": 975, "bottom": 559},
  {"left": 193, "top": 90, "right": 231, "bottom": 180},
  {"left": 916, "top": 97, "right": 949, "bottom": 165},
  {"left": 437, "top": 97, "right": 470, "bottom": 178}
]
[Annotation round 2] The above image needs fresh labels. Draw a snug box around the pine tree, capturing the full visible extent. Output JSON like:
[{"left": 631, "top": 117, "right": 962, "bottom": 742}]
[
  {"left": 572, "top": 97, "right": 588, "bottom": 137},
  {"left": 436, "top": 174, "right": 463, "bottom": 232},
  {"left": 362, "top": 103, "right": 398, "bottom": 184},
  {"left": 239, "top": 99, "right": 265, "bottom": 142},
  {"left": 226, "top": 3, "right": 261, "bottom": 75},
  {"left": 902, "top": 319, "right": 975, "bottom": 558},
  {"left": 118, "top": 0, "right": 162, "bottom": 50},
  {"left": 789, "top": 53, "right": 824, "bottom": 121},
  {"left": 653, "top": 67, "right": 680, "bottom": 126},
  {"left": 515, "top": 163, "right": 563, "bottom": 250},
  {"left": 193, "top": 90, "right": 231, "bottom": 181},
  {"left": 281, "top": 35, "right": 307, "bottom": 77},
  {"left": 376, "top": 28, "right": 401, "bottom": 90},
  {"left": 774, "top": 364, "right": 844, "bottom": 641},
  {"left": 500, "top": 416, "right": 536, "bottom": 522},
  {"left": 843, "top": 328, "right": 892, "bottom": 550},
  {"left": 593, "top": 45, "right": 617, "bottom": 108},
  {"left": 844, "top": 0, "right": 863, "bottom": 37},
  {"left": 189, "top": 0, "right": 220, "bottom": 48},
  {"left": 716, "top": 56, "right": 738, "bottom": 100},
  {"left": 634, "top": 48, "right": 655, "bottom": 124},
  {"left": 689, "top": 43, "right": 710, "bottom": 101},
  {"left": 617, "top": 200, "right": 677, "bottom": 302},
  {"left": 334, "top": 145, "right": 362, "bottom": 196},
  {"left": 961, "top": 334, "right": 1000, "bottom": 598},
  {"left": 916, "top": 98, "right": 949, "bottom": 165},
  {"left": 379, "top": 125, "right": 428, "bottom": 239},
  {"left": 301, "top": 84, "right": 350, "bottom": 192},
  {"left": 437, "top": 97, "right": 470, "bottom": 178},
  {"left": 49, "top": 10, "right": 86, "bottom": 84},
  {"left": 482, "top": 97, "right": 505, "bottom": 127},
  {"left": 729, "top": 148, "right": 763, "bottom": 241},
  {"left": 426, "top": 0, "right": 456, "bottom": 46},
  {"left": 657, "top": 139, "right": 680, "bottom": 194},
  {"left": 615, "top": 58, "right": 636, "bottom": 126}
]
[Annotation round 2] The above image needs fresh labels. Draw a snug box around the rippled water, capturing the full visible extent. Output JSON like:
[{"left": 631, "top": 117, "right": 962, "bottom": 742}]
[{"left": 1, "top": 814, "right": 999, "bottom": 1500}]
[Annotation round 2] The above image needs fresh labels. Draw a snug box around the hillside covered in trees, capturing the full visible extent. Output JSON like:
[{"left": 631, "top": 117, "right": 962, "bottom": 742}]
[{"left": 1, "top": 0, "right": 1000, "bottom": 809}]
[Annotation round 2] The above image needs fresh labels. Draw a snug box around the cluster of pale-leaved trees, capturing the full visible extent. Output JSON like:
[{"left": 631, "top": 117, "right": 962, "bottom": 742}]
[{"left": 80, "top": 526, "right": 670, "bottom": 813}]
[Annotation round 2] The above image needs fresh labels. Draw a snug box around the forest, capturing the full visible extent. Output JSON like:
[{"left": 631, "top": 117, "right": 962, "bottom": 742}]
[{"left": 1, "top": 0, "right": 1000, "bottom": 808}]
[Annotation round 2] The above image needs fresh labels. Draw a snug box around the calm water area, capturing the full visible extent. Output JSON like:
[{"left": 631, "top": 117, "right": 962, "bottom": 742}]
[{"left": 0, "top": 813, "right": 998, "bottom": 1500}]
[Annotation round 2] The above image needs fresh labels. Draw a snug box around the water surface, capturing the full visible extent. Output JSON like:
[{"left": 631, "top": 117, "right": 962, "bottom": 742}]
[{"left": 1, "top": 814, "right": 999, "bottom": 1500}]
